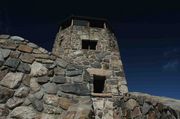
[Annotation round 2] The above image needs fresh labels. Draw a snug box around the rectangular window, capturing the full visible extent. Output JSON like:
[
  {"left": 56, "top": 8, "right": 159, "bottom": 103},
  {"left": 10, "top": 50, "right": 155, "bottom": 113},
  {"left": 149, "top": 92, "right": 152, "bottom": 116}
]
[
  {"left": 82, "top": 40, "right": 97, "bottom": 50},
  {"left": 93, "top": 75, "right": 106, "bottom": 93},
  {"left": 73, "top": 20, "right": 89, "bottom": 26},
  {"left": 90, "top": 21, "right": 104, "bottom": 28}
]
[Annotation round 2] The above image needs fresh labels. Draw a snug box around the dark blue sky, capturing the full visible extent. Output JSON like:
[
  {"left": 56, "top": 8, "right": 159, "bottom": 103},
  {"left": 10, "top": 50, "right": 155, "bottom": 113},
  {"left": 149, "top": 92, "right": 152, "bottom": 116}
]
[{"left": 0, "top": 0, "right": 180, "bottom": 99}]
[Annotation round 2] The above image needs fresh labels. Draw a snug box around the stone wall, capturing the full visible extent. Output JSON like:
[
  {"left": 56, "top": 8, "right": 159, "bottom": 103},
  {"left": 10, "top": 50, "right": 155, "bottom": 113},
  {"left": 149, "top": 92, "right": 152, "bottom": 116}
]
[
  {"left": 113, "top": 92, "right": 180, "bottom": 119},
  {"left": 0, "top": 35, "right": 93, "bottom": 119},
  {"left": 0, "top": 35, "right": 180, "bottom": 119},
  {"left": 92, "top": 93, "right": 180, "bottom": 119},
  {"left": 52, "top": 25, "right": 128, "bottom": 95}
]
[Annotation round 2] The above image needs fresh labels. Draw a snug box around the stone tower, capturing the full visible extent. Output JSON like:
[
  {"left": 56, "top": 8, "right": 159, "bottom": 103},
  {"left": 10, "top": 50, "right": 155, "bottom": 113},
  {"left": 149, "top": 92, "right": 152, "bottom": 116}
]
[{"left": 52, "top": 16, "right": 128, "bottom": 96}]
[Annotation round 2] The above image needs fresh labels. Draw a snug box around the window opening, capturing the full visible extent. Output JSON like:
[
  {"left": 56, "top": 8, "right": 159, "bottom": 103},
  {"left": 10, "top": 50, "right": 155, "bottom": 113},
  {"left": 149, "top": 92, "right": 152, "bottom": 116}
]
[
  {"left": 93, "top": 75, "right": 106, "bottom": 93},
  {"left": 82, "top": 40, "right": 97, "bottom": 50}
]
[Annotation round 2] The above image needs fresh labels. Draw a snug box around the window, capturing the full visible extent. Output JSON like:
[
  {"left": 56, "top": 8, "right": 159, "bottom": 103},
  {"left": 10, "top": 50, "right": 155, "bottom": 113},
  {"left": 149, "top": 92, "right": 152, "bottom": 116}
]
[
  {"left": 93, "top": 75, "right": 106, "bottom": 93},
  {"left": 90, "top": 21, "right": 104, "bottom": 28},
  {"left": 73, "top": 20, "right": 89, "bottom": 26},
  {"left": 82, "top": 40, "right": 97, "bottom": 50}
]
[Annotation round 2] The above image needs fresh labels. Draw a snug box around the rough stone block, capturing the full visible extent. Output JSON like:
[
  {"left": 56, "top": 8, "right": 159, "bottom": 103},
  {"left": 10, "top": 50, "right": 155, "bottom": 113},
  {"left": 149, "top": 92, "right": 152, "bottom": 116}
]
[
  {"left": 87, "top": 68, "right": 112, "bottom": 76},
  {"left": 17, "top": 62, "right": 31, "bottom": 73},
  {"left": 43, "top": 94, "right": 59, "bottom": 107},
  {"left": 91, "top": 61, "right": 102, "bottom": 68},
  {"left": 9, "top": 106, "right": 37, "bottom": 119},
  {"left": 58, "top": 97, "right": 75, "bottom": 110},
  {"left": 0, "top": 104, "right": 9, "bottom": 117},
  {"left": 30, "top": 61, "right": 48, "bottom": 76},
  {"left": 0, "top": 86, "right": 14, "bottom": 103},
  {"left": 0, "top": 42, "right": 17, "bottom": 50},
  {"left": 52, "top": 75, "right": 66, "bottom": 84},
  {"left": 0, "top": 34, "right": 10, "bottom": 39},
  {"left": 9, "top": 51, "right": 21, "bottom": 58},
  {"left": 43, "top": 83, "right": 58, "bottom": 94},
  {"left": 14, "top": 86, "right": 29, "bottom": 98},
  {"left": 66, "top": 69, "right": 83, "bottom": 77},
  {"left": 0, "top": 72, "right": 24, "bottom": 89},
  {"left": 10, "top": 36, "right": 25, "bottom": 41},
  {"left": 4, "top": 57, "right": 20, "bottom": 69},
  {"left": 28, "top": 95, "right": 44, "bottom": 112},
  {"left": 37, "top": 76, "right": 49, "bottom": 84},
  {"left": 6, "top": 97, "right": 24, "bottom": 109},
  {"left": 18, "top": 44, "right": 33, "bottom": 53},
  {"left": 0, "top": 51, "right": 4, "bottom": 66},
  {"left": 0, "top": 48, "right": 11, "bottom": 58},
  {"left": 56, "top": 58, "right": 68, "bottom": 68},
  {"left": 43, "top": 104, "right": 63, "bottom": 114},
  {"left": 30, "top": 78, "right": 41, "bottom": 93},
  {"left": 125, "top": 99, "right": 139, "bottom": 110},
  {"left": 59, "top": 83, "right": 90, "bottom": 95},
  {"left": 19, "top": 53, "right": 35, "bottom": 63}
]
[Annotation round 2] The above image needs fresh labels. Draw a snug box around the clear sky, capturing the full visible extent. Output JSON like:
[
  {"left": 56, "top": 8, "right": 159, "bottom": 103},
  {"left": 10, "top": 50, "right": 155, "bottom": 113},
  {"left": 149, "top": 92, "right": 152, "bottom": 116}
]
[{"left": 1, "top": 0, "right": 180, "bottom": 99}]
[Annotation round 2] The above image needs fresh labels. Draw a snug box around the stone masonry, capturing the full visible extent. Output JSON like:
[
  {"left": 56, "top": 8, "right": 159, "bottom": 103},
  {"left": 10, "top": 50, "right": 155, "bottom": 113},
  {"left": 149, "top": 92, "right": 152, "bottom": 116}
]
[{"left": 0, "top": 16, "right": 180, "bottom": 119}]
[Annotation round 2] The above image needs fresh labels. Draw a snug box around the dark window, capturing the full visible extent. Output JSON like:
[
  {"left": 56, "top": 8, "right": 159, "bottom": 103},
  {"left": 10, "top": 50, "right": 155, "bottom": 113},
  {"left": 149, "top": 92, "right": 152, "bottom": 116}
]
[
  {"left": 82, "top": 40, "right": 89, "bottom": 49},
  {"left": 82, "top": 40, "right": 97, "bottom": 50},
  {"left": 90, "top": 21, "right": 104, "bottom": 28},
  {"left": 93, "top": 75, "right": 106, "bottom": 93},
  {"left": 73, "top": 20, "right": 89, "bottom": 26}
]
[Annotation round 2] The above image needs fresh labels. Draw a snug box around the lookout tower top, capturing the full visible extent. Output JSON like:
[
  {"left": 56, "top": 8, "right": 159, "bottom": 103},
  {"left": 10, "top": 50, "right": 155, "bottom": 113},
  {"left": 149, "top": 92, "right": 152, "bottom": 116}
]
[{"left": 59, "top": 16, "right": 113, "bottom": 31}]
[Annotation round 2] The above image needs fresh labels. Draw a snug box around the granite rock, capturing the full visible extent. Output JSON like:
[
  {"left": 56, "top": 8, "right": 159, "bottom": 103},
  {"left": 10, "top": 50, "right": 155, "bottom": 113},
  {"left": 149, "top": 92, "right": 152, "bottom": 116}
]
[
  {"left": 4, "top": 57, "right": 20, "bottom": 69},
  {"left": 43, "top": 94, "right": 59, "bottom": 107},
  {"left": 6, "top": 97, "right": 24, "bottom": 109},
  {"left": 56, "top": 58, "right": 68, "bottom": 68},
  {"left": 125, "top": 99, "right": 139, "bottom": 110},
  {"left": 59, "top": 83, "right": 90, "bottom": 95},
  {"left": 0, "top": 51, "right": 4, "bottom": 66},
  {"left": 27, "top": 42, "right": 38, "bottom": 48},
  {"left": 0, "top": 69, "right": 8, "bottom": 81},
  {"left": 9, "top": 51, "right": 21, "bottom": 58},
  {"left": 30, "top": 78, "right": 41, "bottom": 93},
  {"left": 9, "top": 106, "right": 37, "bottom": 119},
  {"left": 142, "top": 102, "right": 152, "bottom": 114},
  {"left": 0, "top": 34, "right": 10, "bottom": 39},
  {"left": 10, "top": 36, "right": 25, "bottom": 41},
  {"left": 34, "top": 89, "right": 44, "bottom": 100},
  {"left": 29, "top": 95, "right": 44, "bottom": 112},
  {"left": 43, "top": 104, "right": 63, "bottom": 114},
  {"left": 43, "top": 83, "right": 57, "bottom": 94},
  {"left": 0, "top": 104, "right": 9, "bottom": 117},
  {"left": 19, "top": 53, "right": 35, "bottom": 63},
  {"left": 18, "top": 44, "right": 33, "bottom": 53},
  {"left": 37, "top": 76, "right": 49, "bottom": 84},
  {"left": 0, "top": 72, "right": 24, "bottom": 89},
  {"left": 17, "top": 62, "right": 31, "bottom": 73},
  {"left": 30, "top": 61, "right": 48, "bottom": 76},
  {"left": 52, "top": 75, "right": 66, "bottom": 84},
  {"left": 14, "top": 86, "right": 29, "bottom": 98},
  {"left": 0, "top": 48, "right": 10, "bottom": 58},
  {"left": 66, "top": 69, "right": 83, "bottom": 77},
  {"left": 0, "top": 86, "right": 14, "bottom": 103},
  {"left": 58, "top": 97, "right": 75, "bottom": 110}
]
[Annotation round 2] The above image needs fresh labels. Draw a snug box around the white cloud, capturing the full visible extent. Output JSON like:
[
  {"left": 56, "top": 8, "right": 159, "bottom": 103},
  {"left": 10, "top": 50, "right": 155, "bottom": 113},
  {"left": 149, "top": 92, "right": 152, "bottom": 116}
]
[
  {"left": 163, "top": 48, "right": 179, "bottom": 57},
  {"left": 162, "top": 60, "right": 179, "bottom": 72}
]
